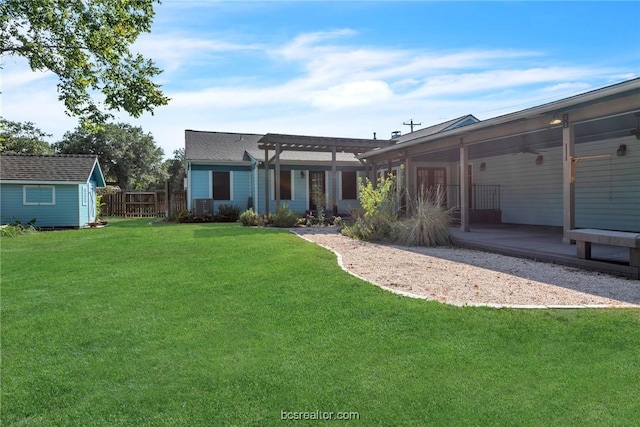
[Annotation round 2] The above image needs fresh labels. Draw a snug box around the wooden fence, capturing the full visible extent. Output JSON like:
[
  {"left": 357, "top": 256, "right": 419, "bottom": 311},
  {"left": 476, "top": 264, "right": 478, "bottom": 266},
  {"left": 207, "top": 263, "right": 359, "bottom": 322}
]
[{"left": 102, "top": 190, "right": 186, "bottom": 218}]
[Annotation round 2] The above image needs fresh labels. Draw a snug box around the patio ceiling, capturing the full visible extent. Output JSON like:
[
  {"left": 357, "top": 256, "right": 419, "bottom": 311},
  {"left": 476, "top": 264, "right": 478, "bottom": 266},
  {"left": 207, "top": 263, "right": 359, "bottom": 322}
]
[
  {"left": 411, "top": 111, "right": 639, "bottom": 162},
  {"left": 362, "top": 78, "right": 640, "bottom": 164}
]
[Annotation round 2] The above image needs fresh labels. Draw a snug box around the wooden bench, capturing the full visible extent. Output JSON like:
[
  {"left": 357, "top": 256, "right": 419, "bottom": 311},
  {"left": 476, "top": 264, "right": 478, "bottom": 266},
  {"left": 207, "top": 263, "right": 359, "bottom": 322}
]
[{"left": 566, "top": 228, "right": 640, "bottom": 268}]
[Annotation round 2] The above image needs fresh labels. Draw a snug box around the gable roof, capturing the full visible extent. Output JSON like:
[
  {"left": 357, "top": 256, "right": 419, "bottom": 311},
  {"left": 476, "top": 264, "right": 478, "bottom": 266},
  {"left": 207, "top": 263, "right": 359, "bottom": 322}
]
[
  {"left": 185, "top": 130, "right": 376, "bottom": 163},
  {"left": 391, "top": 114, "right": 479, "bottom": 144},
  {"left": 0, "top": 154, "right": 105, "bottom": 186},
  {"left": 185, "top": 130, "right": 264, "bottom": 162}
]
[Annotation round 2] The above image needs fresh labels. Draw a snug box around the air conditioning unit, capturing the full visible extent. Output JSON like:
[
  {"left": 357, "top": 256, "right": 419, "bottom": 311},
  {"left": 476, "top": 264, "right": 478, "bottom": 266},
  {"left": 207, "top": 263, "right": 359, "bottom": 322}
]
[{"left": 193, "top": 198, "right": 214, "bottom": 215}]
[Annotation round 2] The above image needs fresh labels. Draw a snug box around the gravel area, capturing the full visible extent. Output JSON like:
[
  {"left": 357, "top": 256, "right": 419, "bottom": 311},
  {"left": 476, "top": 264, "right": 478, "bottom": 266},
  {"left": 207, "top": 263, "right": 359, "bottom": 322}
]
[{"left": 293, "top": 228, "right": 640, "bottom": 308}]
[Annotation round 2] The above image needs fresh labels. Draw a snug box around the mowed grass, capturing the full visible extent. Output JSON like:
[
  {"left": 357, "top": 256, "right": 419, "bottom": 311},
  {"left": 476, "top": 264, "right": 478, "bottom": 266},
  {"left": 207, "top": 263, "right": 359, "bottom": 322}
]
[{"left": 1, "top": 219, "right": 639, "bottom": 426}]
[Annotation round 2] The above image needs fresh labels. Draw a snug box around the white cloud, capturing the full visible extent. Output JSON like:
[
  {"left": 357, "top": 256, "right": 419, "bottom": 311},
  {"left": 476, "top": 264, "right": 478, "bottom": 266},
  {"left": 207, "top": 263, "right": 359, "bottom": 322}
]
[
  {"left": 1, "top": 25, "right": 634, "bottom": 160},
  {"left": 310, "top": 80, "right": 393, "bottom": 109}
]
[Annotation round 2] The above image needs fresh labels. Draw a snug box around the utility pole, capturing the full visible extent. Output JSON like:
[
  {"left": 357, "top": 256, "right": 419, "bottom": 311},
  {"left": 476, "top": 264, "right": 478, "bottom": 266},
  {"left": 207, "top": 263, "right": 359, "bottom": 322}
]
[{"left": 403, "top": 119, "right": 421, "bottom": 133}]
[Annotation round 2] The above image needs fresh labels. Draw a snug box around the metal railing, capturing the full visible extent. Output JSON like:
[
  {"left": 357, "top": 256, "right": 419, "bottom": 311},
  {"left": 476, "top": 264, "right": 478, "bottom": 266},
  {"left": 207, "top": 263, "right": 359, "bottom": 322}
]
[{"left": 447, "top": 185, "right": 500, "bottom": 211}]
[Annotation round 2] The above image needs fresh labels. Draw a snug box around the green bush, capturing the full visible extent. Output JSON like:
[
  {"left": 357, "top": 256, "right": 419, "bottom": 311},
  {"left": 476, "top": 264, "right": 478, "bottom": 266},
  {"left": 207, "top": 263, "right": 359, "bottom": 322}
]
[
  {"left": 1, "top": 219, "right": 38, "bottom": 237},
  {"left": 239, "top": 208, "right": 260, "bottom": 226},
  {"left": 341, "top": 172, "right": 401, "bottom": 241},
  {"left": 216, "top": 204, "right": 241, "bottom": 222},
  {"left": 271, "top": 204, "right": 300, "bottom": 228}
]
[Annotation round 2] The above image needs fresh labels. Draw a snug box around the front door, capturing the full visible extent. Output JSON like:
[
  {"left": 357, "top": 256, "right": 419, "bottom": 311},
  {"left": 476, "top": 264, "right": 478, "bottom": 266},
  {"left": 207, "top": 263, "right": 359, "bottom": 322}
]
[
  {"left": 416, "top": 167, "right": 447, "bottom": 205},
  {"left": 308, "top": 171, "right": 325, "bottom": 211}
]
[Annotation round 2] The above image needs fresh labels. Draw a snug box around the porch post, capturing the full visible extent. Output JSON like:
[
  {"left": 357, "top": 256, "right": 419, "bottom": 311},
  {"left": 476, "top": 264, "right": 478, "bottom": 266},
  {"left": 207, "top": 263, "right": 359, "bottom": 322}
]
[
  {"left": 275, "top": 143, "right": 281, "bottom": 210},
  {"left": 372, "top": 162, "right": 378, "bottom": 188},
  {"left": 331, "top": 146, "right": 338, "bottom": 215},
  {"left": 264, "top": 149, "right": 270, "bottom": 215},
  {"left": 562, "top": 114, "right": 576, "bottom": 244},
  {"left": 404, "top": 151, "right": 412, "bottom": 210},
  {"left": 459, "top": 139, "right": 470, "bottom": 232}
]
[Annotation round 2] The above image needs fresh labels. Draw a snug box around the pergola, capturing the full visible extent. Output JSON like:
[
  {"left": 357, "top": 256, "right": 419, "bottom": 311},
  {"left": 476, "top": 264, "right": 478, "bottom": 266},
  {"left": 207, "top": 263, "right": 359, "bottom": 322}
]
[{"left": 257, "top": 133, "right": 389, "bottom": 214}]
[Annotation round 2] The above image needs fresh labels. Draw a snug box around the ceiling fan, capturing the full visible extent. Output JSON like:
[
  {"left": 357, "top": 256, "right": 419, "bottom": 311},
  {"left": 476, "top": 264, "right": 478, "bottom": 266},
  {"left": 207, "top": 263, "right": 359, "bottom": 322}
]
[
  {"left": 511, "top": 136, "right": 545, "bottom": 155},
  {"left": 512, "top": 145, "right": 544, "bottom": 155}
]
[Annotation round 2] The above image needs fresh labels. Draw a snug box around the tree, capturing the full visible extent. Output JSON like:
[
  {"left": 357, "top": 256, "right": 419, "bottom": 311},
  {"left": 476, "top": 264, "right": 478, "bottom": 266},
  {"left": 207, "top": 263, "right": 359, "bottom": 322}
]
[
  {"left": 0, "top": 0, "right": 169, "bottom": 127},
  {"left": 164, "top": 148, "right": 185, "bottom": 190},
  {"left": 0, "top": 118, "right": 53, "bottom": 154},
  {"left": 55, "top": 122, "right": 166, "bottom": 190}
]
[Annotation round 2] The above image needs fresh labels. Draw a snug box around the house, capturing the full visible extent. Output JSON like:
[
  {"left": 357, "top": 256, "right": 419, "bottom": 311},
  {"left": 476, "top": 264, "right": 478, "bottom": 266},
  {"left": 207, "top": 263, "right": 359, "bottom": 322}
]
[
  {"left": 184, "top": 116, "right": 480, "bottom": 217},
  {"left": 185, "top": 131, "right": 385, "bottom": 216},
  {"left": 0, "top": 154, "right": 106, "bottom": 228},
  {"left": 359, "top": 78, "right": 640, "bottom": 235}
]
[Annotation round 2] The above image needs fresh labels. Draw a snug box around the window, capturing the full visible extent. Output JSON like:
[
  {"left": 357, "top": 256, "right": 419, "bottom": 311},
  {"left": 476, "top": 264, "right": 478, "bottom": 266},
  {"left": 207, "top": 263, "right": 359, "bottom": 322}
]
[
  {"left": 82, "top": 185, "right": 88, "bottom": 206},
  {"left": 279, "top": 170, "right": 292, "bottom": 200},
  {"left": 341, "top": 171, "right": 358, "bottom": 200},
  {"left": 270, "top": 170, "right": 294, "bottom": 200},
  {"left": 23, "top": 185, "right": 55, "bottom": 205},
  {"left": 212, "top": 171, "right": 231, "bottom": 200}
]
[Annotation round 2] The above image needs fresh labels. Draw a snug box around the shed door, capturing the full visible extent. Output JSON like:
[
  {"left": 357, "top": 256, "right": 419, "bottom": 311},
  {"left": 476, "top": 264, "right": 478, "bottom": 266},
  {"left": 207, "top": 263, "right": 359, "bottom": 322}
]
[{"left": 88, "top": 186, "right": 96, "bottom": 222}]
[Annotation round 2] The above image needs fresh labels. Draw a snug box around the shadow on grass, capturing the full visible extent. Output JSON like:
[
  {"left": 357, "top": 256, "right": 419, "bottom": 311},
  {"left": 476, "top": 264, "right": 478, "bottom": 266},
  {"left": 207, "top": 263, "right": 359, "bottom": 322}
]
[{"left": 192, "top": 224, "right": 289, "bottom": 239}]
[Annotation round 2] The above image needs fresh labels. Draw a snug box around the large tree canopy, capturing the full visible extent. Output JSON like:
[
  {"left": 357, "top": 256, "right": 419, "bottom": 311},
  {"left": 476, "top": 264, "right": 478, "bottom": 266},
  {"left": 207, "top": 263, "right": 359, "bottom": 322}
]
[
  {"left": 0, "top": 117, "right": 53, "bottom": 154},
  {"left": 0, "top": 0, "right": 169, "bottom": 126},
  {"left": 56, "top": 122, "right": 166, "bottom": 190}
]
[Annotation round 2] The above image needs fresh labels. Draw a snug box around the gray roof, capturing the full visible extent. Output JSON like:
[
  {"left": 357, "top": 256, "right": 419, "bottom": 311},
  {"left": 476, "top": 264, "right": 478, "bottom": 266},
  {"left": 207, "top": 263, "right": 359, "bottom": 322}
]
[
  {"left": 185, "top": 130, "right": 264, "bottom": 161},
  {"left": 391, "top": 115, "right": 479, "bottom": 144},
  {"left": 0, "top": 154, "right": 103, "bottom": 183},
  {"left": 185, "top": 130, "right": 369, "bottom": 163}
]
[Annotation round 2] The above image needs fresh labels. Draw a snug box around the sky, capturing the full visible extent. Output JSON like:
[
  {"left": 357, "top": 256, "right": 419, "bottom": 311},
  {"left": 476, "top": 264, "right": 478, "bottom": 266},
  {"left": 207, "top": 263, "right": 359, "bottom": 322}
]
[{"left": 2, "top": 1, "right": 639, "bottom": 159}]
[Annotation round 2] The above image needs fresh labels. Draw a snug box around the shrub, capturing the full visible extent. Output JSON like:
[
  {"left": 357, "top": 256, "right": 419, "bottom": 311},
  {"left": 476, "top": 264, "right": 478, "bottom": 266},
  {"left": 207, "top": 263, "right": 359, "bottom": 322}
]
[
  {"left": 177, "top": 211, "right": 213, "bottom": 223},
  {"left": 394, "top": 187, "right": 453, "bottom": 246},
  {"left": 216, "top": 204, "right": 241, "bottom": 222},
  {"left": 1, "top": 218, "right": 38, "bottom": 237},
  {"left": 341, "top": 172, "right": 402, "bottom": 241},
  {"left": 0, "top": 224, "right": 37, "bottom": 237},
  {"left": 240, "top": 208, "right": 261, "bottom": 226},
  {"left": 271, "top": 204, "right": 300, "bottom": 228}
]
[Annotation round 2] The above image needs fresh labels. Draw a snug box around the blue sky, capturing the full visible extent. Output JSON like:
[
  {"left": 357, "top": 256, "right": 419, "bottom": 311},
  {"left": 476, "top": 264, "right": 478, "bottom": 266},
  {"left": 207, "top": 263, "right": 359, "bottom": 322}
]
[{"left": 2, "top": 1, "right": 639, "bottom": 158}]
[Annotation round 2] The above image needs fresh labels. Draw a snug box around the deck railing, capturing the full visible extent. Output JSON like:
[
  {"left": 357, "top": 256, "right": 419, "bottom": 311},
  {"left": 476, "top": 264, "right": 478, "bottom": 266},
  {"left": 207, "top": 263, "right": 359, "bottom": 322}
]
[{"left": 447, "top": 184, "right": 500, "bottom": 211}]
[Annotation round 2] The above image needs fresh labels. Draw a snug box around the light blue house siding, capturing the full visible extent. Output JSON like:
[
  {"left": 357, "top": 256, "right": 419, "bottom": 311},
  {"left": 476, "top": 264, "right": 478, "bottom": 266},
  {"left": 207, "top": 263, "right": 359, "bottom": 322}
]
[
  {"left": 189, "top": 164, "right": 253, "bottom": 212},
  {"left": 574, "top": 136, "right": 639, "bottom": 231},
  {"left": 459, "top": 135, "right": 639, "bottom": 231},
  {"left": 1, "top": 183, "right": 81, "bottom": 227},
  {"left": 255, "top": 166, "right": 365, "bottom": 215}
]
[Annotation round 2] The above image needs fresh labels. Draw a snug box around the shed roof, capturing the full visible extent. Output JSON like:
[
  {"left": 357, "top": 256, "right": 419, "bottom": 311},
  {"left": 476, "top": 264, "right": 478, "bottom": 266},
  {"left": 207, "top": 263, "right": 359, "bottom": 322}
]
[{"left": 0, "top": 154, "right": 105, "bottom": 185}]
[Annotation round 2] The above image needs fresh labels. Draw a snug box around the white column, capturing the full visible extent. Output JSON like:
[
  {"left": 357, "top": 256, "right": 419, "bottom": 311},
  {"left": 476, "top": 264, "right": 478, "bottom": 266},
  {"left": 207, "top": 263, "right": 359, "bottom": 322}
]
[
  {"left": 275, "top": 143, "right": 281, "bottom": 210},
  {"left": 460, "top": 140, "right": 470, "bottom": 232},
  {"left": 562, "top": 114, "right": 575, "bottom": 244},
  {"left": 264, "top": 149, "right": 270, "bottom": 215},
  {"left": 331, "top": 146, "right": 337, "bottom": 215}
]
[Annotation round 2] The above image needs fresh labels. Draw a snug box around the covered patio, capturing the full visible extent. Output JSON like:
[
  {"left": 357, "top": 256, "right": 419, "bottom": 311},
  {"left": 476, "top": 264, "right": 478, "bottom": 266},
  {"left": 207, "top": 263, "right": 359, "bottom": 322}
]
[
  {"left": 450, "top": 224, "right": 638, "bottom": 279},
  {"left": 359, "top": 79, "right": 639, "bottom": 278}
]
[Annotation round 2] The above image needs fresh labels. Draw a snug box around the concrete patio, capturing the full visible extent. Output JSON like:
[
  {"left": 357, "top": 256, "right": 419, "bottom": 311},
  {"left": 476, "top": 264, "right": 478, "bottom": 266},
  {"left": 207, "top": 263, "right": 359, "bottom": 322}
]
[{"left": 450, "top": 224, "right": 639, "bottom": 279}]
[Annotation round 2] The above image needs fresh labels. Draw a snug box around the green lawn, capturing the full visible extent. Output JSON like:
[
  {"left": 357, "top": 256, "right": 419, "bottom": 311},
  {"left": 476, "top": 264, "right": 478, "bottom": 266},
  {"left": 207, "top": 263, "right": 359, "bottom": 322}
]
[{"left": 1, "top": 219, "right": 639, "bottom": 426}]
